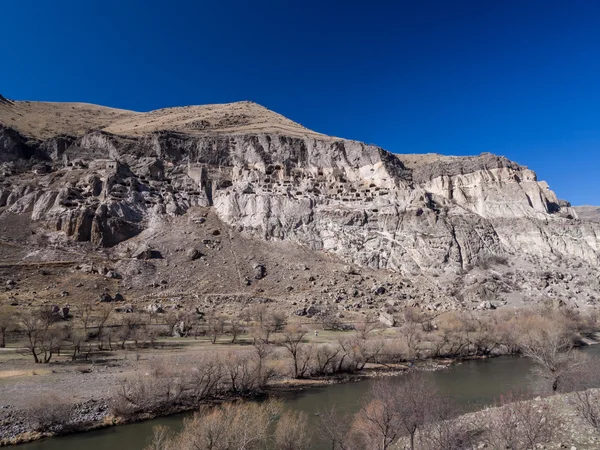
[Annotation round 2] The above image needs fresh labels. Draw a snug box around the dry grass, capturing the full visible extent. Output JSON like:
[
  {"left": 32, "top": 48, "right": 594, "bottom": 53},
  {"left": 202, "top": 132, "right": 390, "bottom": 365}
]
[{"left": 0, "top": 98, "right": 329, "bottom": 140}]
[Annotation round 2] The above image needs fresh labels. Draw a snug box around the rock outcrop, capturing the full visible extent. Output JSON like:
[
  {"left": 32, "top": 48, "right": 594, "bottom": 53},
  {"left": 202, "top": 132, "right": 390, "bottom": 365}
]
[{"left": 0, "top": 96, "right": 599, "bottom": 312}]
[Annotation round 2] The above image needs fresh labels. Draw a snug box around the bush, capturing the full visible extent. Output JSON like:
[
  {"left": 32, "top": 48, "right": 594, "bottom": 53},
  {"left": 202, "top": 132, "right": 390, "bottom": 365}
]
[{"left": 28, "top": 395, "right": 76, "bottom": 433}]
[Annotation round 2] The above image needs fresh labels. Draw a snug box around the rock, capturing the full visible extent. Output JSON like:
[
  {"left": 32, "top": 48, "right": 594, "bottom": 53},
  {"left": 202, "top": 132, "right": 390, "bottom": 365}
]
[
  {"left": 379, "top": 312, "right": 396, "bottom": 327},
  {"left": 372, "top": 285, "right": 386, "bottom": 295},
  {"left": 132, "top": 244, "right": 153, "bottom": 260},
  {"left": 105, "top": 271, "right": 122, "bottom": 279},
  {"left": 186, "top": 248, "right": 202, "bottom": 261},
  {"left": 147, "top": 303, "right": 164, "bottom": 313},
  {"left": 254, "top": 263, "right": 266, "bottom": 280},
  {"left": 114, "top": 293, "right": 124, "bottom": 301},
  {"left": 1, "top": 98, "right": 600, "bottom": 319},
  {"left": 305, "top": 305, "right": 320, "bottom": 317},
  {"left": 477, "top": 301, "right": 497, "bottom": 310},
  {"left": 99, "top": 293, "right": 113, "bottom": 303}
]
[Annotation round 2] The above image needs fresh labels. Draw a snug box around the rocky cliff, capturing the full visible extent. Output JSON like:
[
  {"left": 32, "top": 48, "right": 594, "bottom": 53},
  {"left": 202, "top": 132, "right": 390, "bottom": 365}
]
[{"left": 1, "top": 96, "right": 599, "bottom": 314}]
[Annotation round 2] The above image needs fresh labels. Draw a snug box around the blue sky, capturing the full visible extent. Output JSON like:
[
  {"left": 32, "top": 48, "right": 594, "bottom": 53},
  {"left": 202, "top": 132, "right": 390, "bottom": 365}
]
[{"left": 2, "top": 0, "right": 599, "bottom": 205}]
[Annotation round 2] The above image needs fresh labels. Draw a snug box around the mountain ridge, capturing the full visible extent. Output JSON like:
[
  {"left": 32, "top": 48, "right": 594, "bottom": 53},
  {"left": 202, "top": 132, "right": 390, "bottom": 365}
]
[{"left": 0, "top": 97, "right": 598, "bottom": 317}]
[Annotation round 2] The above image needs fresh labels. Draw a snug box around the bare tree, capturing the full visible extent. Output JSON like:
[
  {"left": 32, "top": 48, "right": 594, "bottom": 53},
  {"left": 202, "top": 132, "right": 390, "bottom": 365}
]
[
  {"left": 206, "top": 314, "right": 226, "bottom": 344},
  {"left": 571, "top": 389, "right": 600, "bottom": 433},
  {"left": 487, "top": 392, "right": 558, "bottom": 450},
  {"left": 145, "top": 426, "right": 174, "bottom": 450},
  {"left": 355, "top": 313, "right": 378, "bottom": 341},
  {"left": 274, "top": 410, "right": 311, "bottom": 450},
  {"left": 568, "top": 357, "right": 600, "bottom": 434},
  {"left": 19, "top": 310, "right": 66, "bottom": 363},
  {"left": 0, "top": 305, "right": 15, "bottom": 348},
  {"left": 68, "top": 325, "right": 89, "bottom": 361},
  {"left": 188, "top": 354, "right": 225, "bottom": 400},
  {"left": 252, "top": 339, "right": 273, "bottom": 383},
  {"left": 518, "top": 316, "right": 586, "bottom": 392},
  {"left": 249, "top": 304, "right": 286, "bottom": 344},
  {"left": 313, "top": 343, "right": 342, "bottom": 375},
  {"left": 352, "top": 373, "right": 444, "bottom": 450},
  {"left": 281, "top": 325, "right": 309, "bottom": 378},
  {"left": 28, "top": 394, "right": 75, "bottom": 433},
  {"left": 418, "top": 417, "right": 475, "bottom": 450},
  {"left": 229, "top": 318, "right": 244, "bottom": 344},
  {"left": 317, "top": 404, "right": 352, "bottom": 450},
  {"left": 20, "top": 313, "right": 45, "bottom": 363},
  {"left": 95, "top": 304, "right": 112, "bottom": 348},
  {"left": 77, "top": 300, "right": 95, "bottom": 334},
  {"left": 147, "top": 399, "right": 284, "bottom": 450},
  {"left": 117, "top": 313, "right": 144, "bottom": 349}
]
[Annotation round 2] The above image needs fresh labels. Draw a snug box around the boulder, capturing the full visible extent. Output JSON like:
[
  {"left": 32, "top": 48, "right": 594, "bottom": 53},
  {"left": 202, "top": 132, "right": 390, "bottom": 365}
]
[
  {"left": 373, "top": 285, "right": 386, "bottom": 295},
  {"left": 147, "top": 303, "right": 164, "bottom": 313},
  {"left": 99, "top": 293, "right": 113, "bottom": 303},
  {"left": 132, "top": 244, "right": 161, "bottom": 260},
  {"left": 186, "top": 248, "right": 202, "bottom": 261},
  {"left": 379, "top": 312, "right": 396, "bottom": 327},
  {"left": 254, "top": 263, "right": 266, "bottom": 280}
]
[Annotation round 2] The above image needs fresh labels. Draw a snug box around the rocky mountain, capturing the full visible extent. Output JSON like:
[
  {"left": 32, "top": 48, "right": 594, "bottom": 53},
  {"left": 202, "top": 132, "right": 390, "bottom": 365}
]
[
  {"left": 574, "top": 206, "right": 600, "bottom": 223},
  {"left": 1, "top": 95, "right": 599, "bottom": 316}
]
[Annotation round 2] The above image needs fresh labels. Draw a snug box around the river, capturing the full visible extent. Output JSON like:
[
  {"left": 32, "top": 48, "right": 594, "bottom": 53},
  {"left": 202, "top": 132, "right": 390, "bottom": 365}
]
[{"left": 19, "top": 345, "right": 600, "bottom": 450}]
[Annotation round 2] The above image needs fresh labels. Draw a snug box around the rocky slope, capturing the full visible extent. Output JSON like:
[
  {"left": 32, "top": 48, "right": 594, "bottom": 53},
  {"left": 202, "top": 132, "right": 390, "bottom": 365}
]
[
  {"left": 1, "top": 95, "right": 599, "bottom": 315},
  {"left": 574, "top": 206, "right": 600, "bottom": 223}
]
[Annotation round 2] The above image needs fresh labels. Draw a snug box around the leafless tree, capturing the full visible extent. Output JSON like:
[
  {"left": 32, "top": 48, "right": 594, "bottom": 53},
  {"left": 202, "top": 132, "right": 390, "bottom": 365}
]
[
  {"left": 229, "top": 318, "right": 244, "bottom": 344},
  {"left": 317, "top": 404, "right": 352, "bottom": 450},
  {"left": 418, "top": 417, "right": 475, "bottom": 450},
  {"left": 355, "top": 313, "right": 378, "bottom": 341},
  {"left": 281, "top": 325, "right": 309, "bottom": 378},
  {"left": 337, "top": 336, "right": 384, "bottom": 372},
  {"left": 117, "top": 314, "right": 135, "bottom": 349},
  {"left": 28, "top": 394, "right": 75, "bottom": 433},
  {"left": 68, "top": 325, "right": 90, "bottom": 360},
  {"left": 249, "top": 304, "right": 286, "bottom": 344},
  {"left": 568, "top": 357, "right": 600, "bottom": 434},
  {"left": 188, "top": 354, "right": 225, "bottom": 400},
  {"left": 112, "top": 362, "right": 185, "bottom": 417},
  {"left": 518, "top": 316, "right": 586, "bottom": 392},
  {"left": 0, "top": 305, "right": 15, "bottom": 348},
  {"left": 252, "top": 339, "right": 273, "bottom": 382},
  {"left": 571, "top": 389, "right": 600, "bottom": 433},
  {"left": 95, "top": 304, "right": 112, "bottom": 348},
  {"left": 77, "top": 300, "right": 95, "bottom": 334},
  {"left": 313, "top": 343, "right": 342, "bottom": 375},
  {"left": 206, "top": 314, "right": 226, "bottom": 344},
  {"left": 486, "top": 392, "right": 558, "bottom": 450},
  {"left": 274, "top": 409, "right": 311, "bottom": 450},
  {"left": 145, "top": 426, "right": 174, "bottom": 450},
  {"left": 20, "top": 311, "right": 66, "bottom": 363},
  {"left": 352, "top": 373, "right": 445, "bottom": 450},
  {"left": 147, "top": 399, "right": 284, "bottom": 450}
]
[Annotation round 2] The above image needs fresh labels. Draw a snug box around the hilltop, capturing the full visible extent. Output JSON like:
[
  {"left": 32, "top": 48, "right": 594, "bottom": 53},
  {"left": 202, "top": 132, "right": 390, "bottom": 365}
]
[{"left": 0, "top": 96, "right": 599, "bottom": 318}]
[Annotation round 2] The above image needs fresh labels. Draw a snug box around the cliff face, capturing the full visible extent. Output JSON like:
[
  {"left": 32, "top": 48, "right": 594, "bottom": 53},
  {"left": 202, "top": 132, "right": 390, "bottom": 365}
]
[{"left": 0, "top": 97, "right": 599, "bottom": 301}]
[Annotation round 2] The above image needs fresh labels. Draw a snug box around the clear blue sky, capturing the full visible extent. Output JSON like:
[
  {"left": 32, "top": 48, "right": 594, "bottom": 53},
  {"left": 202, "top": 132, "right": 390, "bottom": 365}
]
[{"left": 2, "top": 1, "right": 599, "bottom": 205}]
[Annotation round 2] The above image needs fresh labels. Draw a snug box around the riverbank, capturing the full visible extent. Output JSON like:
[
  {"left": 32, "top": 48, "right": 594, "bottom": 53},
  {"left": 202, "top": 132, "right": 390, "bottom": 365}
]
[
  {"left": 0, "top": 355, "right": 455, "bottom": 446},
  {"left": 393, "top": 388, "right": 600, "bottom": 450}
]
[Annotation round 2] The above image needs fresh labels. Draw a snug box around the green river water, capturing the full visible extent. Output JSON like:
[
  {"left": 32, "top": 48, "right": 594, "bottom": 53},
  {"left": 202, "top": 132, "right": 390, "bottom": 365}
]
[{"left": 19, "top": 345, "right": 600, "bottom": 450}]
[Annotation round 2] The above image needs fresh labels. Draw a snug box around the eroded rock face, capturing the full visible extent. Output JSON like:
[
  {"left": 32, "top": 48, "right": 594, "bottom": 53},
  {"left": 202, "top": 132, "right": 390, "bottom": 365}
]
[{"left": 0, "top": 99, "right": 599, "bottom": 277}]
